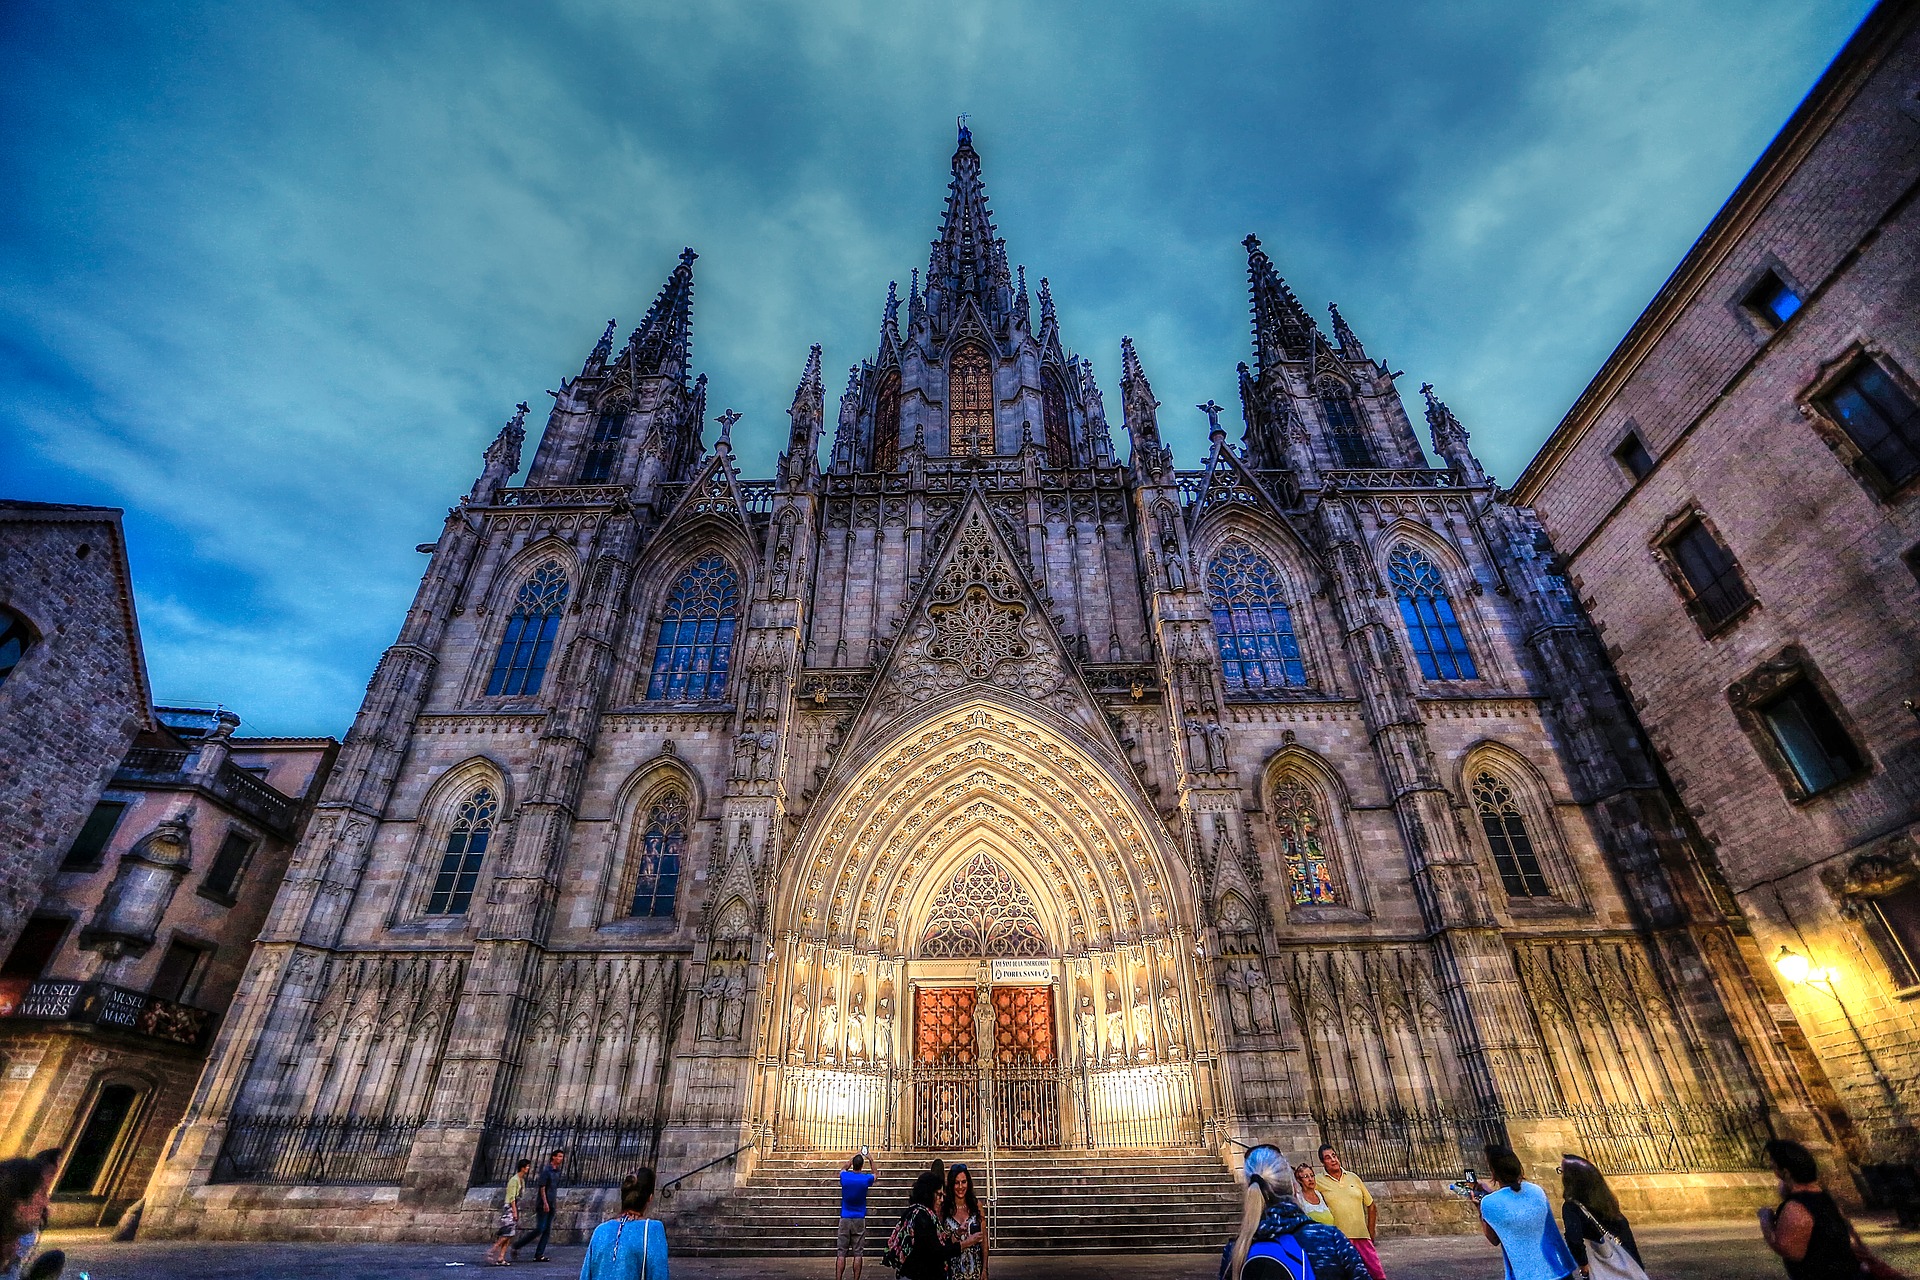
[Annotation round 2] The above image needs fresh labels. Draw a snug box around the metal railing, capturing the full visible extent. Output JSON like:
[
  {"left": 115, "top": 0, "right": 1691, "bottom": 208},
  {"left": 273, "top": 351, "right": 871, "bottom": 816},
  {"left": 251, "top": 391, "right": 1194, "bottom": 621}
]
[
  {"left": 994, "top": 1058, "right": 1062, "bottom": 1149},
  {"left": 773, "top": 1064, "right": 897, "bottom": 1153},
  {"left": 1080, "top": 1061, "right": 1204, "bottom": 1148},
  {"left": 212, "top": 1114, "right": 423, "bottom": 1184},
  {"left": 913, "top": 1061, "right": 983, "bottom": 1150},
  {"left": 1312, "top": 1104, "right": 1508, "bottom": 1180},
  {"left": 475, "top": 1114, "right": 661, "bottom": 1187},
  {"left": 1561, "top": 1101, "right": 1771, "bottom": 1174}
]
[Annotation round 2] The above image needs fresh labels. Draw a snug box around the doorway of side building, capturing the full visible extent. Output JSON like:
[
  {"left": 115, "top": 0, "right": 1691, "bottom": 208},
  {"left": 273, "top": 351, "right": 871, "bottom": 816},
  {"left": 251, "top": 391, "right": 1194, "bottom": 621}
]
[{"left": 54, "top": 1078, "right": 149, "bottom": 1225}]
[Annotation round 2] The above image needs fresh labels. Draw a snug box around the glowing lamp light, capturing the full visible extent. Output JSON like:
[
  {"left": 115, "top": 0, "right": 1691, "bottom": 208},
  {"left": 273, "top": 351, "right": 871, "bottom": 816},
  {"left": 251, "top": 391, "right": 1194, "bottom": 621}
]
[{"left": 1774, "top": 946, "right": 1814, "bottom": 985}]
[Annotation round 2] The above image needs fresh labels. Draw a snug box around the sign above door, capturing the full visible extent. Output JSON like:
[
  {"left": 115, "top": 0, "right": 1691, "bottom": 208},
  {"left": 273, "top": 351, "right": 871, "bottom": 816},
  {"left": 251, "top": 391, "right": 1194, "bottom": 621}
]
[{"left": 990, "top": 957, "right": 1055, "bottom": 985}]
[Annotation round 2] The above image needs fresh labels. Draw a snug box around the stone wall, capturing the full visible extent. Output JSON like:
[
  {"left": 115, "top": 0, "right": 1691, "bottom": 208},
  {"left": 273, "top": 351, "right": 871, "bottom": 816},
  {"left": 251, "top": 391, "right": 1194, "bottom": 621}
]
[
  {"left": 0, "top": 503, "right": 150, "bottom": 961},
  {"left": 1513, "top": 5, "right": 1920, "bottom": 1158}
]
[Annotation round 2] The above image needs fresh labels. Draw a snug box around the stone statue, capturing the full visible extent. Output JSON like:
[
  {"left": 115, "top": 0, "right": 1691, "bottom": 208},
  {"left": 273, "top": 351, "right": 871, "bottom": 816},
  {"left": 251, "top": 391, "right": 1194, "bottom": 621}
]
[
  {"left": 817, "top": 989, "right": 839, "bottom": 1062},
  {"left": 1224, "top": 964, "right": 1253, "bottom": 1037},
  {"left": 1243, "top": 962, "right": 1272, "bottom": 1033},
  {"left": 721, "top": 972, "right": 747, "bottom": 1041},
  {"left": 789, "top": 987, "right": 811, "bottom": 1060},
  {"left": 1104, "top": 986, "right": 1126, "bottom": 1062},
  {"left": 697, "top": 970, "right": 726, "bottom": 1040},
  {"left": 1131, "top": 983, "right": 1155, "bottom": 1059},
  {"left": 846, "top": 987, "right": 867, "bottom": 1061},
  {"left": 1159, "top": 977, "right": 1183, "bottom": 1055},
  {"left": 874, "top": 991, "right": 896, "bottom": 1062},
  {"left": 1075, "top": 991, "right": 1099, "bottom": 1061}
]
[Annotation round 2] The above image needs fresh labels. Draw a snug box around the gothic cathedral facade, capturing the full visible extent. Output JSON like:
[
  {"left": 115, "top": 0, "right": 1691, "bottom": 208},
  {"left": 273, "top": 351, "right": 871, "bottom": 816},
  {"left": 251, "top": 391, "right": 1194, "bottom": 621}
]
[{"left": 147, "top": 129, "right": 1831, "bottom": 1235}]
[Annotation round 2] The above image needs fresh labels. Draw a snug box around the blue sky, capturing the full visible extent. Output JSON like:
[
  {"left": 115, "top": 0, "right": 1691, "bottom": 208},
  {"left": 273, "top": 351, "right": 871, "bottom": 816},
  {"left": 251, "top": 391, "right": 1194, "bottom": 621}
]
[{"left": 0, "top": 0, "right": 1873, "bottom": 737}]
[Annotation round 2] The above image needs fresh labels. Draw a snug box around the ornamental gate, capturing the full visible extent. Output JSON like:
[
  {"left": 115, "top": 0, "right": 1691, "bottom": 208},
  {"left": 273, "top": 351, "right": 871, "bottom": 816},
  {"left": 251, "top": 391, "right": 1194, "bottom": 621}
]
[{"left": 908, "top": 984, "right": 1063, "bottom": 1150}]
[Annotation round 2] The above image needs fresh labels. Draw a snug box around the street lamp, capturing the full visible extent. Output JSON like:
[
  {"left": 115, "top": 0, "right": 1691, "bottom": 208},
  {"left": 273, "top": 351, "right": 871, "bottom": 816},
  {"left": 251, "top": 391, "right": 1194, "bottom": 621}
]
[{"left": 1774, "top": 945, "right": 1816, "bottom": 986}]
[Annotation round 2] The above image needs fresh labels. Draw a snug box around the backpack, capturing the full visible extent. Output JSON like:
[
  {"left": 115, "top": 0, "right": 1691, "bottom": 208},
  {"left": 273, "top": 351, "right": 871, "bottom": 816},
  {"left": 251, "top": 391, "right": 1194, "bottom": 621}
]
[
  {"left": 884, "top": 1204, "right": 931, "bottom": 1272},
  {"left": 1243, "top": 1234, "right": 1314, "bottom": 1280}
]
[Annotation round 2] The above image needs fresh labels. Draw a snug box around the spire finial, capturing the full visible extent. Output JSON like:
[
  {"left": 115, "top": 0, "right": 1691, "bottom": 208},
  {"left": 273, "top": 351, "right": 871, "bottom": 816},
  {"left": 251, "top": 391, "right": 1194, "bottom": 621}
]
[
  {"left": 957, "top": 112, "right": 972, "bottom": 146},
  {"left": 590, "top": 318, "right": 616, "bottom": 367},
  {"left": 716, "top": 407, "right": 741, "bottom": 450},
  {"left": 1038, "top": 277, "right": 1056, "bottom": 329},
  {"left": 1328, "top": 302, "right": 1363, "bottom": 356}
]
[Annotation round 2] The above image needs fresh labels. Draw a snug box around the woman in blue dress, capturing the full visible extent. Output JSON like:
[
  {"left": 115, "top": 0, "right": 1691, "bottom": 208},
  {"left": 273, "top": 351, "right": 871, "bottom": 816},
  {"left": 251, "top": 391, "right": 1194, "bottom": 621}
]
[{"left": 580, "top": 1168, "right": 669, "bottom": 1280}]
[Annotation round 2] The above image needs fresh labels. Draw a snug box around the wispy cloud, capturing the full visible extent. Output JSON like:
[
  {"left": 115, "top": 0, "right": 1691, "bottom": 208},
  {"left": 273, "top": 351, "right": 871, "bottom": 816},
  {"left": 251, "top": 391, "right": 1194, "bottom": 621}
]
[{"left": 0, "top": 0, "right": 1871, "bottom": 734}]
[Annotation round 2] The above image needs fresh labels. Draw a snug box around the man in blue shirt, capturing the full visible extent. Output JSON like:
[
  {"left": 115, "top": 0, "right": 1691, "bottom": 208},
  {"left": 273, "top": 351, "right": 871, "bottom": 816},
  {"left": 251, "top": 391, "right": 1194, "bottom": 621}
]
[{"left": 837, "top": 1149, "right": 877, "bottom": 1280}]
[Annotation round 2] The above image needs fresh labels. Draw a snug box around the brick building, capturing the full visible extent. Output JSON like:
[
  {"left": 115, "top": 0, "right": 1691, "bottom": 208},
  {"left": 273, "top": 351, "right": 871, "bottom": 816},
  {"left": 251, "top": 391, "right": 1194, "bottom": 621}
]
[
  {"left": 0, "top": 502, "right": 338, "bottom": 1227},
  {"left": 0, "top": 502, "right": 154, "bottom": 959},
  {"left": 1512, "top": 1, "right": 1920, "bottom": 1168},
  {"left": 0, "top": 705, "right": 335, "bottom": 1228},
  {"left": 140, "top": 123, "right": 1830, "bottom": 1246}
]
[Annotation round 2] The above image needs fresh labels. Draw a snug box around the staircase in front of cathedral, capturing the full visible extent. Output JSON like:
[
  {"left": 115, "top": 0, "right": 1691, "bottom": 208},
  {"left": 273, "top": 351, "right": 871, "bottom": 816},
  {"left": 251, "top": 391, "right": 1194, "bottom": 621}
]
[{"left": 670, "top": 1149, "right": 1245, "bottom": 1255}]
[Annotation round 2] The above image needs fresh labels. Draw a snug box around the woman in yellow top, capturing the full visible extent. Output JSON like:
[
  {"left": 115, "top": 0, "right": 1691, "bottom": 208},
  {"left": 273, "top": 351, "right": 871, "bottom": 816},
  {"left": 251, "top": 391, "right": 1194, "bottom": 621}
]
[{"left": 488, "top": 1158, "right": 532, "bottom": 1267}]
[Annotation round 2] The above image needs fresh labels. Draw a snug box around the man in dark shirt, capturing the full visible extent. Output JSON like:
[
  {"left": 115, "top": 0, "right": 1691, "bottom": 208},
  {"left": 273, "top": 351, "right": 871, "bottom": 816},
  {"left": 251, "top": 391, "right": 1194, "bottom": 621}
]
[{"left": 513, "top": 1148, "right": 566, "bottom": 1263}]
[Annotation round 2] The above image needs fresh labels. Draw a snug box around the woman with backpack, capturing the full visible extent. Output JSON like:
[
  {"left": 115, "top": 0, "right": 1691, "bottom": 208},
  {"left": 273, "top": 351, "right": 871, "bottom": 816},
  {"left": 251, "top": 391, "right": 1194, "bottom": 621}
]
[
  {"left": 1222, "top": 1145, "right": 1371, "bottom": 1280},
  {"left": 887, "top": 1171, "right": 960, "bottom": 1280}
]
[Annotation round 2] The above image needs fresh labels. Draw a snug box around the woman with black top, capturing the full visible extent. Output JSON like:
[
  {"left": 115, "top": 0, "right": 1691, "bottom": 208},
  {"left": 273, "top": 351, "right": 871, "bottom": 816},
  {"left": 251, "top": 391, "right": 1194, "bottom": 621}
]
[
  {"left": 896, "top": 1171, "right": 961, "bottom": 1280},
  {"left": 1758, "top": 1139, "right": 1867, "bottom": 1280},
  {"left": 1559, "top": 1154, "right": 1642, "bottom": 1271}
]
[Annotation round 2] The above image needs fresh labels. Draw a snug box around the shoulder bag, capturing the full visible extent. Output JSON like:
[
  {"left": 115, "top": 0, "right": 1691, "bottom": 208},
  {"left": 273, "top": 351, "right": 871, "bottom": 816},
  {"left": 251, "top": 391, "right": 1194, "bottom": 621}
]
[{"left": 1572, "top": 1202, "right": 1650, "bottom": 1280}]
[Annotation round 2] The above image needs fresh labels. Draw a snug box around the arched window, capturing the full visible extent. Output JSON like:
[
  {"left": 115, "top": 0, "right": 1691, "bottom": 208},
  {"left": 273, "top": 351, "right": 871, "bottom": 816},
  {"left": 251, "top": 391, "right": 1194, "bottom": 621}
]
[
  {"left": 486, "top": 562, "right": 569, "bottom": 696},
  {"left": 426, "top": 787, "right": 496, "bottom": 915},
  {"left": 1271, "top": 778, "right": 1340, "bottom": 906},
  {"left": 579, "top": 402, "right": 627, "bottom": 482},
  {"left": 948, "top": 343, "right": 994, "bottom": 456},
  {"left": 1207, "top": 545, "right": 1307, "bottom": 691},
  {"left": 629, "top": 791, "right": 687, "bottom": 917},
  {"left": 1390, "top": 545, "right": 1477, "bottom": 680},
  {"left": 0, "top": 608, "right": 32, "bottom": 690},
  {"left": 920, "top": 852, "right": 1048, "bottom": 957},
  {"left": 1472, "top": 771, "right": 1551, "bottom": 897},
  {"left": 873, "top": 370, "right": 901, "bottom": 471},
  {"left": 1319, "top": 384, "right": 1374, "bottom": 467},
  {"left": 1041, "top": 366, "right": 1072, "bottom": 467},
  {"left": 646, "top": 556, "right": 739, "bottom": 700}
]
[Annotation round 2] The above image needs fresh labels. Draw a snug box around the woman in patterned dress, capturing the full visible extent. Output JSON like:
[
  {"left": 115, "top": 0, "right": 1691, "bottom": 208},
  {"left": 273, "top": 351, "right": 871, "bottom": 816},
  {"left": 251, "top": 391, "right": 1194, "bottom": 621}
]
[{"left": 943, "top": 1163, "right": 987, "bottom": 1280}]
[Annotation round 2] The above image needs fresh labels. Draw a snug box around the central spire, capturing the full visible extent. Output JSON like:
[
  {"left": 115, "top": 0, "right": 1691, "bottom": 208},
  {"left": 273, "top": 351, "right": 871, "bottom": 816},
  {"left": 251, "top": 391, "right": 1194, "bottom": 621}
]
[{"left": 924, "top": 123, "right": 1013, "bottom": 334}]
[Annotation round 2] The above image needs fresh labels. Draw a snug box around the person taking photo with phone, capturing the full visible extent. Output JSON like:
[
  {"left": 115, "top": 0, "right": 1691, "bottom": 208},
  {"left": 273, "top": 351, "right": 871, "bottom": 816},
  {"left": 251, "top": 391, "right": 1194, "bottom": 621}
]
[{"left": 837, "top": 1147, "right": 876, "bottom": 1280}]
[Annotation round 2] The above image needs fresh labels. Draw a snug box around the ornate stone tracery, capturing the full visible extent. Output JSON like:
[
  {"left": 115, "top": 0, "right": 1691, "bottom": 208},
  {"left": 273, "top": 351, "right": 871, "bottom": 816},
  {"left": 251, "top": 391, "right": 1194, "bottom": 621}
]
[{"left": 919, "top": 852, "right": 1049, "bottom": 957}]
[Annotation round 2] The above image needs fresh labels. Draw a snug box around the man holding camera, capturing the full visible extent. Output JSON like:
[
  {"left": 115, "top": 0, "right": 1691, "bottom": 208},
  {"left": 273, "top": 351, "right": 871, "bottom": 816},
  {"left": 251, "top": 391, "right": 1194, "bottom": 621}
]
[{"left": 837, "top": 1147, "right": 877, "bottom": 1280}]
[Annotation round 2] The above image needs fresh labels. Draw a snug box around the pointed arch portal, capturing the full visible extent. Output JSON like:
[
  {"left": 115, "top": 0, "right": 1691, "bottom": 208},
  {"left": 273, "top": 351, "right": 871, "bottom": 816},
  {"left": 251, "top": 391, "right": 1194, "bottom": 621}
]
[{"left": 763, "top": 696, "right": 1213, "bottom": 1153}]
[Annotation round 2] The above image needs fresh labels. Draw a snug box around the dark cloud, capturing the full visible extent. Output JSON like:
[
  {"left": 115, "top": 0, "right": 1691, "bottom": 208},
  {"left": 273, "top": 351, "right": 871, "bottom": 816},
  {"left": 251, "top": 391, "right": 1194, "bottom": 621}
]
[{"left": 0, "top": 0, "right": 1871, "bottom": 734}]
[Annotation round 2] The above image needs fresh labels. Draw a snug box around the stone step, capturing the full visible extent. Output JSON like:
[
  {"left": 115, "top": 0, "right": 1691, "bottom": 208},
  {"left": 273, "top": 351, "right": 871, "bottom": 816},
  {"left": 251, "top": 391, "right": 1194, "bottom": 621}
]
[{"left": 669, "top": 1148, "right": 1243, "bottom": 1256}]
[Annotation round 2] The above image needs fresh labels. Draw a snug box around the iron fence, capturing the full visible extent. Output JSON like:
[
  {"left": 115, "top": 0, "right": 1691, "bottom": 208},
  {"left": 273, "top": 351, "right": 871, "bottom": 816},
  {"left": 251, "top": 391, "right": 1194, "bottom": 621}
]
[
  {"left": 1561, "top": 1101, "right": 1771, "bottom": 1174},
  {"left": 475, "top": 1114, "right": 661, "bottom": 1187},
  {"left": 212, "top": 1114, "right": 422, "bottom": 1184},
  {"left": 1080, "top": 1062, "right": 1204, "bottom": 1148},
  {"left": 994, "top": 1059, "right": 1062, "bottom": 1149},
  {"left": 773, "top": 1065, "right": 896, "bottom": 1153},
  {"left": 1311, "top": 1105, "right": 1507, "bottom": 1181},
  {"left": 913, "top": 1061, "right": 982, "bottom": 1150}
]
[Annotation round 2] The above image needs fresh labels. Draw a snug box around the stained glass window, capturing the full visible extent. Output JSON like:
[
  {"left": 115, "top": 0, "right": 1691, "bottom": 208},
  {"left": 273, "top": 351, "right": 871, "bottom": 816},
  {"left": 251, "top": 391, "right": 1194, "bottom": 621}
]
[
  {"left": 1041, "top": 365, "right": 1072, "bottom": 467},
  {"left": 1390, "top": 545, "right": 1476, "bottom": 680},
  {"left": 873, "top": 371, "right": 901, "bottom": 471},
  {"left": 1320, "top": 385, "right": 1374, "bottom": 467},
  {"left": 487, "top": 562, "right": 568, "bottom": 697},
  {"left": 580, "top": 402, "right": 626, "bottom": 482},
  {"left": 1207, "top": 544, "right": 1307, "bottom": 691},
  {"left": 1471, "top": 772, "right": 1551, "bottom": 897},
  {"left": 629, "top": 791, "right": 687, "bottom": 917},
  {"left": 1272, "top": 779, "right": 1339, "bottom": 905},
  {"left": 948, "top": 343, "right": 994, "bottom": 456},
  {"left": 920, "top": 853, "right": 1048, "bottom": 957},
  {"left": 646, "top": 556, "right": 739, "bottom": 700},
  {"left": 427, "top": 787, "right": 496, "bottom": 915}
]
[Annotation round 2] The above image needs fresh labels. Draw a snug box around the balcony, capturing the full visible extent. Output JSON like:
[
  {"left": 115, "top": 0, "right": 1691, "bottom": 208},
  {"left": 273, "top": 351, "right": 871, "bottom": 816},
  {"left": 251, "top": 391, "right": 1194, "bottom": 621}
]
[
  {"left": 115, "top": 748, "right": 298, "bottom": 835},
  {"left": 0, "top": 978, "right": 217, "bottom": 1049}
]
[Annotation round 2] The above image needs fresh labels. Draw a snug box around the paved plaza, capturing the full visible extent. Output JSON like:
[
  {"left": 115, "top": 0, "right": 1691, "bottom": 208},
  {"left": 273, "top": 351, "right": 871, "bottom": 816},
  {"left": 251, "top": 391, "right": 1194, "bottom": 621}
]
[{"left": 32, "top": 1220, "right": 1920, "bottom": 1280}]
